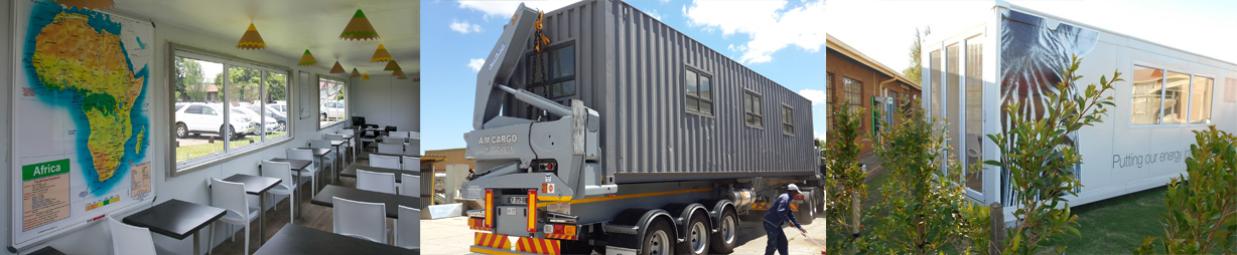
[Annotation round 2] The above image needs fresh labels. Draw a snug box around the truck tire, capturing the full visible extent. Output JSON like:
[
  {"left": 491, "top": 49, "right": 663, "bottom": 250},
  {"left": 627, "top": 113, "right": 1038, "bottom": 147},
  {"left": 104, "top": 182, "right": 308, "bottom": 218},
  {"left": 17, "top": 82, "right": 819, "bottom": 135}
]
[
  {"left": 676, "top": 213, "right": 710, "bottom": 255},
  {"left": 709, "top": 209, "right": 738, "bottom": 254},
  {"left": 640, "top": 220, "right": 675, "bottom": 255}
]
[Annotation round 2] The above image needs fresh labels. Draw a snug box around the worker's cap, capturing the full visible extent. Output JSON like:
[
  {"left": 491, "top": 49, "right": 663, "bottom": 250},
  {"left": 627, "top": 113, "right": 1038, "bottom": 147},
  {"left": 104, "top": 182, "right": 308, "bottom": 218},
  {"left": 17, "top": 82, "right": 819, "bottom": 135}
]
[{"left": 787, "top": 184, "right": 800, "bottom": 193}]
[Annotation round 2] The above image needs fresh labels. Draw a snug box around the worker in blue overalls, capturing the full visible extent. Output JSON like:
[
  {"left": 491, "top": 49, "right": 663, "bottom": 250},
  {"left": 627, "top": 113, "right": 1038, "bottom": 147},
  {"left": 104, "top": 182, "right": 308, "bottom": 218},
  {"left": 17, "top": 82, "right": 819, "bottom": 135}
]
[{"left": 764, "top": 184, "right": 807, "bottom": 255}]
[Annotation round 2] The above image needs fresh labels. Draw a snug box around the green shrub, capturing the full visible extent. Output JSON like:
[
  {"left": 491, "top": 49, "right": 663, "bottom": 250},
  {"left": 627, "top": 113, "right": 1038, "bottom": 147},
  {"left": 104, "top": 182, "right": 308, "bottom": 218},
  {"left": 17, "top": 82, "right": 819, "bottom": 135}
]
[
  {"left": 825, "top": 103, "right": 865, "bottom": 253},
  {"left": 1136, "top": 126, "right": 1237, "bottom": 254}
]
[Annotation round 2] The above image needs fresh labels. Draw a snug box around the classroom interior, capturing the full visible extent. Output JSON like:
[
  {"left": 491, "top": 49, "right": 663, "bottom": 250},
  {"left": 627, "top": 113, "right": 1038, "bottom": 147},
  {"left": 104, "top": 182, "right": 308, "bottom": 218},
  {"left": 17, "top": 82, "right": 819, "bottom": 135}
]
[{"left": 1, "top": 0, "right": 422, "bottom": 254}]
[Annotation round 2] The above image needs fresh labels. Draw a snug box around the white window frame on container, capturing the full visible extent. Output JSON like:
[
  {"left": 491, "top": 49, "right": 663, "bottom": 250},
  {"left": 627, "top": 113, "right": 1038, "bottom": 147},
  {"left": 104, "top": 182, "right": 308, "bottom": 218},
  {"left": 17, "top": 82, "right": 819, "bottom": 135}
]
[
  {"left": 684, "top": 66, "right": 714, "bottom": 117},
  {"left": 743, "top": 90, "right": 763, "bottom": 129},
  {"left": 781, "top": 104, "right": 795, "bottom": 136},
  {"left": 171, "top": 47, "right": 293, "bottom": 174},
  {"left": 1128, "top": 64, "right": 1214, "bottom": 126},
  {"left": 318, "top": 77, "right": 348, "bottom": 129}
]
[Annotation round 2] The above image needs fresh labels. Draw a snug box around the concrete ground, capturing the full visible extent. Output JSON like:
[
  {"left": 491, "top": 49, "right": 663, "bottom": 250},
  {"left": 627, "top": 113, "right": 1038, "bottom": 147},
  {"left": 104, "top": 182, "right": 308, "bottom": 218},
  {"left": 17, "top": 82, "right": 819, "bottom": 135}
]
[{"left": 421, "top": 214, "right": 825, "bottom": 255}]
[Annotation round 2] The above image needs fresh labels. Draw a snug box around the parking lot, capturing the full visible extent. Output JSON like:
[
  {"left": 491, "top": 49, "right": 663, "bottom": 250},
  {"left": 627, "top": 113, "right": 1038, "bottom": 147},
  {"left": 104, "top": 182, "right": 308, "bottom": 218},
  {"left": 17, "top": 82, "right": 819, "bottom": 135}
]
[{"left": 421, "top": 214, "right": 826, "bottom": 255}]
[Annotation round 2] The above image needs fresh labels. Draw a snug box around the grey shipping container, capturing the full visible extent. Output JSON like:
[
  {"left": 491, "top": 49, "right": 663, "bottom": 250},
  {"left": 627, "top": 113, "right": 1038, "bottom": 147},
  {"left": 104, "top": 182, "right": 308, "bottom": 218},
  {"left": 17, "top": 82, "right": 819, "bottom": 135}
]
[{"left": 486, "top": 0, "right": 818, "bottom": 183}]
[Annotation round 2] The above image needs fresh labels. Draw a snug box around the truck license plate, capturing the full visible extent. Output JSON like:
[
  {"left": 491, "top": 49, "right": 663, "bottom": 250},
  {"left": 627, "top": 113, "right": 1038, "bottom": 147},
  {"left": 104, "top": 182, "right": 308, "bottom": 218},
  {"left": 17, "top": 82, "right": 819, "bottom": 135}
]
[{"left": 509, "top": 196, "right": 528, "bottom": 205}]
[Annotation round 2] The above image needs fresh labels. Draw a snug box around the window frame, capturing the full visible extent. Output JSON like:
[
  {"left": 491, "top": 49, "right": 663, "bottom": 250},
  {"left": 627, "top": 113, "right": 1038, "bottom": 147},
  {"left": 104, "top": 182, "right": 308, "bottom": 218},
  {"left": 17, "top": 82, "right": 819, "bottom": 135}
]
[
  {"left": 169, "top": 45, "right": 294, "bottom": 175},
  {"left": 317, "top": 77, "right": 349, "bottom": 129},
  {"left": 523, "top": 41, "right": 578, "bottom": 104},
  {"left": 743, "top": 89, "right": 764, "bottom": 129},
  {"left": 1187, "top": 74, "right": 1214, "bottom": 124},
  {"left": 1128, "top": 63, "right": 1216, "bottom": 127},
  {"left": 781, "top": 104, "right": 795, "bottom": 136},
  {"left": 842, "top": 76, "right": 863, "bottom": 114},
  {"left": 683, "top": 65, "right": 714, "bottom": 117}
]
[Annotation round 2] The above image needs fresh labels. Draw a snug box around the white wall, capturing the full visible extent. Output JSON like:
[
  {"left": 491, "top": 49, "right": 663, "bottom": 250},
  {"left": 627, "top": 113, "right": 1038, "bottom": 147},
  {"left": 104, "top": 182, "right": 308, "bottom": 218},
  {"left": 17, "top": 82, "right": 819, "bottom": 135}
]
[
  {"left": 349, "top": 75, "right": 421, "bottom": 133},
  {"left": 2, "top": 5, "right": 382, "bottom": 254}
]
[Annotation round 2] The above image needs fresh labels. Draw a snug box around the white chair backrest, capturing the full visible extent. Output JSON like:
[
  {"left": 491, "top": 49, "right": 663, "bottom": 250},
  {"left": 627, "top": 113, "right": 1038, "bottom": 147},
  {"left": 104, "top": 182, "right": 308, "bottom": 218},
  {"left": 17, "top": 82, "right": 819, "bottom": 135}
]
[
  {"left": 388, "top": 131, "right": 409, "bottom": 139},
  {"left": 400, "top": 156, "right": 420, "bottom": 171},
  {"left": 261, "top": 160, "right": 294, "bottom": 188},
  {"left": 400, "top": 174, "right": 420, "bottom": 197},
  {"left": 287, "top": 148, "right": 313, "bottom": 161},
  {"left": 377, "top": 142, "right": 404, "bottom": 155},
  {"left": 332, "top": 197, "right": 388, "bottom": 243},
  {"left": 370, "top": 154, "right": 401, "bottom": 169},
  {"left": 357, "top": 170, "right": 397, "bottom": 194},
  {"left": 308, "top": 139, "right": 331, "bottom": 149},
  {"left": 210, "top": 178, "right": 249, "bottom": 219},
  {"left": 108, "top": 217, "right": 156, "bottom": 255},
  {"left": 324, "top": 134, "right": 345, "bottom": 141},
  {"left": 396, "top": 205, "right": 420, "bottom": 249}
]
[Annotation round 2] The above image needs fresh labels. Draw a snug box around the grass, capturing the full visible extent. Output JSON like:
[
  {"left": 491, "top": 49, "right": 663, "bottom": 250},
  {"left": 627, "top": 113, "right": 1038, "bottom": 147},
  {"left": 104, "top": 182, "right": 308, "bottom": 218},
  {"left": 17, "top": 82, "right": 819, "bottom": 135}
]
[{"left": 175, "top": 131, "right": 287, "bottom": 163}]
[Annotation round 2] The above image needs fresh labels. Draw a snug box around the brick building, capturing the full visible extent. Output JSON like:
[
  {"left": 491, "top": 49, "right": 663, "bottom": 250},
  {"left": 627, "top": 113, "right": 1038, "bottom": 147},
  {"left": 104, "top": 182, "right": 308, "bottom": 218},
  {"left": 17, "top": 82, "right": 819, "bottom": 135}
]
[{"left": 826, "top": 34, "right": 921, "bottom": 154}]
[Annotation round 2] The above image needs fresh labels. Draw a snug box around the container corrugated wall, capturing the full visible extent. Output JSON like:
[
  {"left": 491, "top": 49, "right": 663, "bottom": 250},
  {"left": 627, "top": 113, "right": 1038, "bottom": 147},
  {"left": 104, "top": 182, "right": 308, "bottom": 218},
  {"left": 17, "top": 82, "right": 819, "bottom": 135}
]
[{"left": 516, "top": 0, "right": 817, "bottom": 183}]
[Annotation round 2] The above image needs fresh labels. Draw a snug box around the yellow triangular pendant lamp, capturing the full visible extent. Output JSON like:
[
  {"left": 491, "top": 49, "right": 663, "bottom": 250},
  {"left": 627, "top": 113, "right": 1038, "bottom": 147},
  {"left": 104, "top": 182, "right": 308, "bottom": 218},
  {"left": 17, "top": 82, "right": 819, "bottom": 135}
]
[
  {"left": 298, "top": 49, "right": 317, "bottom": 66},
  {"left": 57, "top": 0, "right": 113, "bottom": 9},
  {"left": 340, "top": 9, "right": 380, "bottom": 40},
  {"left": 236, "top": 22, "right": 266, "bottom": 50},
  {"left": 351, "top": 68, "right": 361, "bottom": 78},
  {"left": 384, "top": 60, "right": 401, "bottom": 71},
  {"left": 371, "top": 44, "right": 392, "bottom": 62},
  {"left": 330, "top": 61, "right": 346, "bottom": 74}
]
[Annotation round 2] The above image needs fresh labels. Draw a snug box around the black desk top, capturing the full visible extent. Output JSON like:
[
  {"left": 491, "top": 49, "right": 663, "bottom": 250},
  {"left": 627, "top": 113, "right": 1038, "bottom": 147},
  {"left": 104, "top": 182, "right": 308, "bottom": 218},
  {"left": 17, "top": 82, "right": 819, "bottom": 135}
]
[
  {"left": 223, "top": 174, "right": 281, "bottom": 195},
  {"left": 297, "top": 147, "right": 332, "bottom": 156},
  {"left": 268, "top": 158, "right": 311, "bottom": 170},
  {"left": 254, "top": 224, "right": 417, "bottom": 255},
  {"left": 339, "top": 165, "right": 418, "bottom": 178},
  {"left": 123, "top": 199, "right": 225, "bottom": 240},
  {"left": 27, "top": 246, "right": 65, "bottom": 255},
  {"left": 311, "top": 185, "right": 420, "bottom": 218}
]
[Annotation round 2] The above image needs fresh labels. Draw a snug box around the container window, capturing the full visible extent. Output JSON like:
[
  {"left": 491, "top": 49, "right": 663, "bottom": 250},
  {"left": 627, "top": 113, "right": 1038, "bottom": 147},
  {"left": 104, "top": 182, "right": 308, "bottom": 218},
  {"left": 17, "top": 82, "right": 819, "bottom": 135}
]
[
  {"left": 964, "top": 40, "right": 983, "bottom": 192},
  {"left": 744, "top": 91, "right": 763, "bottom": 128},
  {"left": 930, "top": 50, "right": 942, "bottom": 120},
  {"left": 946, "top": 43, "right": 961, "bottom": 162},
  {"left": 1161, "top": 71, "right": 1189, "bottom": 124},
  {"left": 1131, "top": 66, "right": 1162, "bottom": 125},
  {"left": 684, "top": 68, "right": 713, "bottom": 116},
  {"left": 524, "top": 43, "right": 577, "bottom": 105},
  {"left": 781, "top": 105, "right": 794, "bottom": 135},
  {"left": 1189, "top": 76, "right": 1213, "bottom": 123}
]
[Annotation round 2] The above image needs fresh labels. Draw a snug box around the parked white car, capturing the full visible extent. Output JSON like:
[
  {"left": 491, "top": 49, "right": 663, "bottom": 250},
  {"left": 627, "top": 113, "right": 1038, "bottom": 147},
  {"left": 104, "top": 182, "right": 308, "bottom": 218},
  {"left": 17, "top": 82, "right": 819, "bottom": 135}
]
[
  {"left": 247, "top": 104, "right": 287, "bottom": 128},
  {"left": 320, "top": 101, "right": 346, "bottom": 121},
  {"left": 174, "top": 102, "right": 258, "bottom": 138},
  {"left": 232, "top": 106, "right": 279, "bottom": 133}
]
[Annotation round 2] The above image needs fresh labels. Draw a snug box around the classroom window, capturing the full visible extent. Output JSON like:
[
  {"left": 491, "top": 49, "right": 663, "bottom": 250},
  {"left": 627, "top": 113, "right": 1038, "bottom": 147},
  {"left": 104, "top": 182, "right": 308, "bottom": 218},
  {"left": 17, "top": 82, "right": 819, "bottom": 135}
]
[
  {"left": 781, "top": 105, "right": 795, "bottom": 135},
  {"left": 1161, "top": 71, "right": 1188, "bottom": 124},
  {"left": 1188, "top": 76, "right": 1213, "bottom": 123},
  {"left": 319, "top": 78, "right": 347, "bottom": 128},
  {"left": 1131, "top": 66, "right": 1162, "bottom": 125},
  {"left": 843, "top": 77, "right": 862, "bottom": 114},
  {"left": 743, "top": 91, "right": 763, "bottom": 128},
  {"left": 685, "top": 68, "right": 713, "bottom": 116},
  {"left": 173, "top": 50, "right": 292, "bottom": 171}
]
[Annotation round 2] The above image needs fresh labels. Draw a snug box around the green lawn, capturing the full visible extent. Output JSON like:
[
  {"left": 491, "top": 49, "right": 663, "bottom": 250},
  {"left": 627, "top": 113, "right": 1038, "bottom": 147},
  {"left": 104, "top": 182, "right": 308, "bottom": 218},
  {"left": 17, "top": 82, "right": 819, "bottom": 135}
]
[
  {"left": 1050, "top": 187, "right": 1168, "bottom": 253},
  {"left": 176, "top": 131, "right": 287, "bottom": 163}
]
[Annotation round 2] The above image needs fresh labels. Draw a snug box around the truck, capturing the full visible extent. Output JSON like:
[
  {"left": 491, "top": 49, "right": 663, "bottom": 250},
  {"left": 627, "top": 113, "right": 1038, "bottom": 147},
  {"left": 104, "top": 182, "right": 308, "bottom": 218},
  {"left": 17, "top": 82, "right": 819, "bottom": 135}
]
[
  {"left": 920, "top": 1, "right": 1237, "bottom": 220},
  {"left": 458, "top": 1, "right": 824, "bottom": 254}
]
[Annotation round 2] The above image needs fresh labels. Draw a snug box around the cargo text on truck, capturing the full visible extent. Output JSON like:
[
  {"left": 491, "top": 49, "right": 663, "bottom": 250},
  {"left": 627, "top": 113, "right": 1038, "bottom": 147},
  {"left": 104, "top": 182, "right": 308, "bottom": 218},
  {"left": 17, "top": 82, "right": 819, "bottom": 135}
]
[{"left": 458, "top": 1, "right": 824, "bottom": 254}]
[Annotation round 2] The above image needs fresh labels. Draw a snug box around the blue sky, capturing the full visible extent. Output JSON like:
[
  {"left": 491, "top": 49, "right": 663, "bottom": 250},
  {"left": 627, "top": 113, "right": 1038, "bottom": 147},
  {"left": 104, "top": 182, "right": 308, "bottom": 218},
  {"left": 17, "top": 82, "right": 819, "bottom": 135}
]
[{"left": 421, "top": 0, "right": 826, "bottom": 151}]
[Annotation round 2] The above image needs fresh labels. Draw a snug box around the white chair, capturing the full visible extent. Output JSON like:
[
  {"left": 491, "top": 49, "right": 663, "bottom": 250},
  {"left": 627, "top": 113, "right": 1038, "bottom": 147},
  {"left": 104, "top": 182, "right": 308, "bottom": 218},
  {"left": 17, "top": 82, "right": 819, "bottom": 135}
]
[
  {"left": 324, "top": 133, "right": 352, "bottom": 164},
  {"left": 377, "top": 142, "right": 404, "bottom": 155},
  {"left": 261, "top": 160, "right": 296, "bottom": 223},
  {"left": 396, "top": 205, "right": 420, "bottom": 249},
  {"left": 332, "top": 197, "right": 388, "bottom": 243},
  {"left": 370, "top": 154, "right": 401, "bottom": 169},
  {"left": 399, "top": 174, "right": 420, "bottom": 197},
  {"left": 357, "top": 169, "right": 397, "bottom": 194},
  {"left": 210, "top": 178, "right": 260, "bottom": 255},
  {"left": 308, "top": 140, "right": 337, "bottom": 171},
  {"left": 400, "top": 156, "right": 420, "bottom": 171},
  {"left": 340, "top": 129, "right": 359, "bottom": 160},
  {"left": 108, "top": 217, "right": 157, "bottom": 255},
  {"left": 287, "top": 148, "right": 320, "bottom": 192}
]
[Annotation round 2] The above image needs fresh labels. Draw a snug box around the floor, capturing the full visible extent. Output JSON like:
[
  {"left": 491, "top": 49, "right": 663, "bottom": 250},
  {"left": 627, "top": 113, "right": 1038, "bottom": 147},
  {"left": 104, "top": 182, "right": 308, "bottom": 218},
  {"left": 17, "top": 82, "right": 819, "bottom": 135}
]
[{"left": 420, "top": 212, "right": 826, "bottom": 255}]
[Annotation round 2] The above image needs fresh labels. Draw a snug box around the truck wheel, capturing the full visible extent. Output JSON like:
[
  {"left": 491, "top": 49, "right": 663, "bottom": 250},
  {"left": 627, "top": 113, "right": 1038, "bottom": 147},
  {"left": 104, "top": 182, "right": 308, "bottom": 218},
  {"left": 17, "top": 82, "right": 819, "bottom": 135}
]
[
  {"left": 676, "top": 213, "right": 710, "bottom": 255},
  {"left": 709, "top": 209, "right": 738, "bottom": 254},
  {"left": 640, "top": 220, "right": 675, "bottom": 255}
]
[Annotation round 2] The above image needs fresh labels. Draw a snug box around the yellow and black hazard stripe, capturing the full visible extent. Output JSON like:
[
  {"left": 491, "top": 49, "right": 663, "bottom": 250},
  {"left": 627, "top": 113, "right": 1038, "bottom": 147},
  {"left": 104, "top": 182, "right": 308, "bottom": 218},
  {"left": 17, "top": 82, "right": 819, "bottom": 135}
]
[
  {"left": 515, "top": 237, "right": 560, "bottom": 255},
  {"left": 474, "top": 232, "right": 511, "bottom": 250}
]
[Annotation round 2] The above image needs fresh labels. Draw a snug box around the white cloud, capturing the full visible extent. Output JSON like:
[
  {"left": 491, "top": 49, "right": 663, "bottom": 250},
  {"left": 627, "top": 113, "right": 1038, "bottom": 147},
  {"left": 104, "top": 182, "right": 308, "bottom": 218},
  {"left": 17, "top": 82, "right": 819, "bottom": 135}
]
[
  {"left": 468, "top": 58, "right": 486, "bottom": 72},
  {"left": 449, "top": 20, "right": 482, "bottom": 34},
  {"left": 457, "top": 0, "right": 577, "bottom": 19},
  {"left": 798, "top": 88, "right": 826, "bottom": 105},
  {"left": 683, "top": 0, "right": 826, "bottom": 64}
]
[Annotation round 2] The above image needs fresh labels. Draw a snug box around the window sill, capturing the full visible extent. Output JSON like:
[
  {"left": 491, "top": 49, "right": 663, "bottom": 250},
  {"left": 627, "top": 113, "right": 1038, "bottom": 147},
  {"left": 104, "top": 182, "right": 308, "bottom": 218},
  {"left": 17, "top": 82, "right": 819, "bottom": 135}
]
[
  {"left": 319, "top": 120, "right": 348, "bottom": 131},
  {"left": 172, "top": 137, "right": 293, "bottom": 177}
]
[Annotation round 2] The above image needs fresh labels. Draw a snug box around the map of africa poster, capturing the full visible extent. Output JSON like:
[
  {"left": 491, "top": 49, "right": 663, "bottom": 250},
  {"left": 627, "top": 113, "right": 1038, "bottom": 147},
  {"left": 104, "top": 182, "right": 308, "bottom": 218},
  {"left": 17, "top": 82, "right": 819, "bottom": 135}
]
[{"left": 10, "top": 0, "right": 154, "bottom": 246}]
